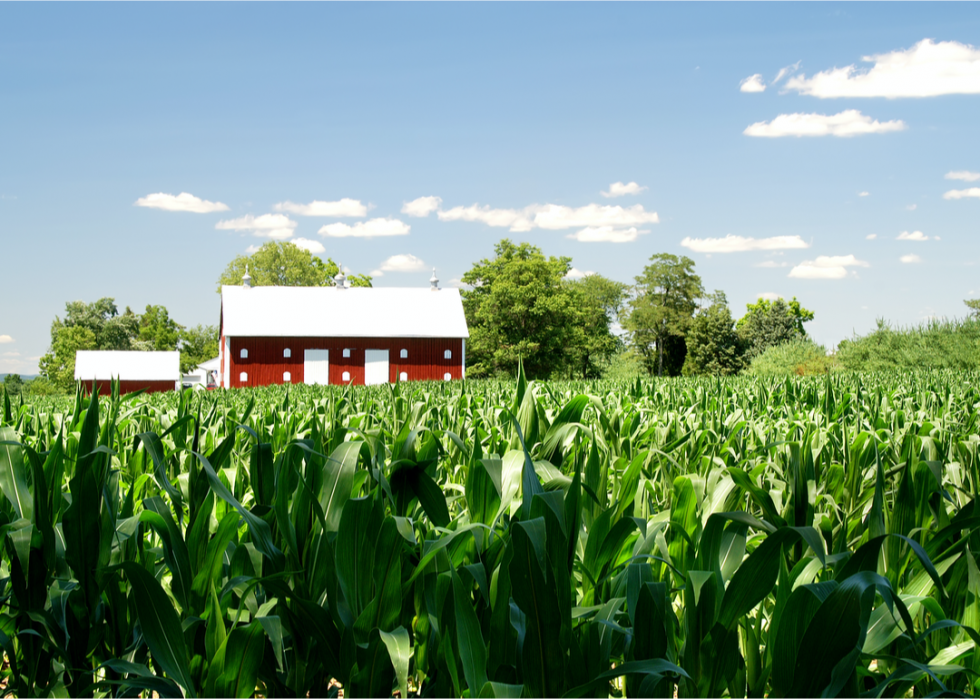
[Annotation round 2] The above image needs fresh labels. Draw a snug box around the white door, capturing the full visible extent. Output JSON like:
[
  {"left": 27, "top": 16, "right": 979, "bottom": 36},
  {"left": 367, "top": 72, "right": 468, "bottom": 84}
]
[
  {"left": 304, "top": 349, "right": 330, "bottom": 385},
  {"left": 364, "top": 350, "right": 389, "bottom": 385}
]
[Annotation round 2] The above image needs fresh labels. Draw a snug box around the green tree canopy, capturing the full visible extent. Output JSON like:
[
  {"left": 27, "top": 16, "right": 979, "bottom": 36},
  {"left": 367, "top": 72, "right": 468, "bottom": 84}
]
[
  {"left": 736, "top": 296, "right": 814, "bottom": 361},
  {"left": 965, "top": 298, "right": 980, "bottom": 318},
  {"left": 683, "top": 291, "right": 743, "bottom": 376},
  {"left": 179, "top": 324, "right": 219, "bottom": 374},
  {"left": 139, "top": 305, "right": 182, "bottom": 351},
  {"left": 623, "top": 253, "right": 704, "bottom": 376},
  {"left": 461, "top": 239, "right": 583, "bottom": 379},
  {"left": 216, "top": 241, "right": 372, "bottom": 291},
  {"left": 564, "top": 274, "right": 628, "bottom": 379},
  {"left": 2, "top": 373, "right": 24, "bottom": 397}
]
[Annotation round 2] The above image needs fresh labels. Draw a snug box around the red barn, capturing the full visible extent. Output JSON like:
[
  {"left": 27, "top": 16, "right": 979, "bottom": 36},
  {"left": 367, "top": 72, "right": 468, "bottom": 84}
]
[
  {"left": 75, "top": 350, "right": 181, "bottom": 395},
  {"left": 218, "top": 274, "right": 469, "bottom": 388}
]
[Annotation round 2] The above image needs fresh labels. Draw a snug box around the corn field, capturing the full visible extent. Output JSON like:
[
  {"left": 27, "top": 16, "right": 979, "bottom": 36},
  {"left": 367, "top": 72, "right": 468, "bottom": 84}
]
[{"left": 1, "top": 369, "right": 980, "bottom": 697}]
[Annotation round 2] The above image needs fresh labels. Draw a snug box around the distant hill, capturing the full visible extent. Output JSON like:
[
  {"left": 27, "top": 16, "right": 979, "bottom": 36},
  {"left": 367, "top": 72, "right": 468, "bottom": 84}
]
[{"left": 0, "top": 374, "right": 38, "bottom": 381}]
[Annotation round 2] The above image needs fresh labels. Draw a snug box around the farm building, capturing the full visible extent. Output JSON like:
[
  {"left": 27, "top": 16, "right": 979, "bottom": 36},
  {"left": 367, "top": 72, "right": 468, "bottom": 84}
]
[
  {"left": 218, "top": 271, "right": 469, "bottom": 388},
  {"left": 75, "top": 350, "right": 181, "bottom": 395}
]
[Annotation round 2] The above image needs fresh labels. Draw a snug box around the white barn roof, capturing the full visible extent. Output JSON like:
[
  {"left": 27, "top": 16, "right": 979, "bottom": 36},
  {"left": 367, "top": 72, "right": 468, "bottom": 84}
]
[
  {"left": 220, "top": 286, "right": 470, "bottom": 339},
  {"left": 74, "top": 351, "right": 180, "bottom": 381}
]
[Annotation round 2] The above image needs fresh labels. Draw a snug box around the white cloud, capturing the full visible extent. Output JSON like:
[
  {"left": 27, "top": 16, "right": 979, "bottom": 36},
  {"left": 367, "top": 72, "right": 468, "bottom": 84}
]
[
  {"left": 2, "top": 352, "right": 19, "bottom": 357},
  {"left": 135, "top": 192, "right": 229, "bottom": 213},
  {"left": 245, "top": 245, "right": 260, "bottom": 254},
  {"left": 680, "top": 234, "right": 809, "bottom": 253},
  {"left": 789, "top": 254, "right": 869, "bottom": 279},
  {"left": 534, "top": 203, "right": 659, "bottom": 229},
  {"left": 858, "top": 191, "right": 870, "bottom": 197},
  {"left": 772, "top": 61, "right": 802, "bottom": 85},
  {"left": 740, "top": 74, "right": 766, "bottom": 93},
  {"left": 565, "top": 268, "right": 595, "bottom": 279},
  {"left": 755, "top": 260, "right": 788, "bottom": 268},
  {"left": 757, "top": 292, "right": 783, "bottom": 301},
  {"left": 438, "top": 205, "right": 533, "bottom": 231},
  {"left": 946, "top": 170, "right": 980, "bottom": 182},
  {"left": 943, "top": 187, "right": 980, "bottom": 200},
  {"left": 566, "top": 226, "right": 643, "bottom": 243},
  {"left": 866, "top": 234, "right": 878, "bottom": 239},
  {"left": 0, "top": 335, "right": 13, "bottom": 344},
  {"left": 378, "top": 253, "right": 426, "bottom": 273},
  {"left": 402, "top": 196, "right": 443, "bottom": 217},
  {"left": 900, "top": 254, "right": 922, "bottom": 264},
  {"left": 784, "top": 39, "right": 980, "bottom": 98},
  {"left": 216, "top": 213, "right": 296, "bottom": 240},
  {"left": 906, "top": 204, "right": 917, "bottom": 211},
  {"left": 274, "top": 198, "right": 367, "bottom": 217},
  {"left": 897, "top": 230, "right": 930, "bottom": 241},
  {"left": 318, "top": 218, "right": 410, "bottom": 238},
  {"left": 291, "top": 237, "right": 326, "bottom": 254},
  {"left": 744, "top": 110, "right": 907, "bottom": 138},
  {"left": 601, "top": 181, "right": 648, "bottom": 198}
]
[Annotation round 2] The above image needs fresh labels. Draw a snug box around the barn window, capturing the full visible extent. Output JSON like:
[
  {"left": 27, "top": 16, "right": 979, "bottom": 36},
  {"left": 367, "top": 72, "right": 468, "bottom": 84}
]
[
  {"left": 444, "top": 373, "right": 451, "bottom": 381},
  {"left": 444, "top": 350, "right": 452, "bottom": 359},
  {"left": 400, "top": 349, "right": 408, "bottom": 359},
  {"left": 343, "top": 349, "right": 351, "bottom": 358},
  {"left": 342, "top": 371, "right": 351, "bottom": 382},
  {"left": 240, "top": 372, "right": 248, "bottom": 382},
  {"left": 283, "top": 348, "right": 291, "bottom": 358},
  {"left": 399, "top": 372, "right": 408, "bottom": 381},
  {"left": 283, "top": 371, "right": 291, "bottom": 382},
  {"left": 240, "top": 348, "right": 248, "bottom": 359}
]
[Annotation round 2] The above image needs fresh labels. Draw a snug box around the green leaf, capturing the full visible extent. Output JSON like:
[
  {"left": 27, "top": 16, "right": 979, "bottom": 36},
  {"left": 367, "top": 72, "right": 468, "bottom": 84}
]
[
  {"left": 379, "top": 627, "right": 412, "bottom": 699},
  {"left": 0, "top": 428, "right": 34, "bottom": 520},
  {"left": 453, "top": 569, "right": 489, "bottom": 693},
  {"left": 319, "top": 440, "right": 360, "bottom": 532}
]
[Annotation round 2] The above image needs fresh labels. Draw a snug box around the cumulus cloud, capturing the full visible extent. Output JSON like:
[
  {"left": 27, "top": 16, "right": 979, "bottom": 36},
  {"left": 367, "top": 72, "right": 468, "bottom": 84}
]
[
  {"left": 866, "top": 234, "right": 878, "bottom": 239},
  {"left": 740, "top": 74, "right": 767, "bottom": 93},
  {"left": 897, "top": 230, "right": 930, "bottom": 241},
  {"left": 946, "top": 170, "right": 980, "bottom": 182},
  {"left": 135, "top": 192, "right": 229, "bottom": 213},
  {"left": 378, "top": 253, "right": 426, "bottom": 273},
  {"left": 601, "top": 181, "right": 648, "bottom": 198},
  {"left": 943, "top": 187, "right": 980, "bottom": 200},
  {"left": 566, "top": 226, "right": 644, "bottom": 243},
  {"left": 901, "top": 254, "right": 923, "bottom": 264},
  {"left": 0, "top": 335, "right": 12, "bottom": 344},
  {"left": 858, "top": 191, "right": 870, "bottom": 197},
  {"left": 534, "top": 203, "right": 659, "bottom": 229},
  {"left": 274, "top": 198, "right": 367, "bottom": 217},
  {"left": 438, "top": 205, "right": 533, "bottom": 231},
  {"left": 318, "top": 218, "right": 410, "bottom": 238},
  {"left": 565, "top": 268, "right": 595, "bottom": 279},
  {"left": 216, "top": 213, "right": 297, "bottom": 240},
  {"left": 680, "top": 234, "right": 809, "bottom": 253},
  {"left": 757, "top": 292, "right": 783, "bottom": 301},
  {"left": 402, "top": 196, "right": 443, "bottom": 217},
  {"left": 788, "top": 254, "right": 869, "bottom": 280},
  {"left": 744, "top": 110, "right": 907, "bottom": 137},
  {"left": 291, "top": 237, "right": 326, "bottom": 254},
  {"left": 784, "top": 39, "right": 980, "bottom": 98}
]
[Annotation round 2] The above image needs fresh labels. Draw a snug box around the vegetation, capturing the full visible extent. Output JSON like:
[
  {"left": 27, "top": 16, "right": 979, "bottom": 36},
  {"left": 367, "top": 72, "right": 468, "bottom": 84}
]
[
  {"left": 682, "top": 291, "right": 743, "bottom": 376},
  {"left": 216, "top": 241, "right": 372, "bottom": 291},
  {"left": 745, "top": 337, "right": 836, "bottom": 376},
  {"left": 736, "top": 296, "right": 814, "bottom": 362},
  {"left": 2, "top": 370, "right": 979, "bottom": 697},
  {"left": 837, "top": 316, "right": 980, "bottom": 372}
]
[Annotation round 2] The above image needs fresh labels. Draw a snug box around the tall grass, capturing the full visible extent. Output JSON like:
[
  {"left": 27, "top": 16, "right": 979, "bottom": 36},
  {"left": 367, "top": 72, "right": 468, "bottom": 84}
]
[{"left": 837, "top": 317, "right": 980, "bottom": 371}]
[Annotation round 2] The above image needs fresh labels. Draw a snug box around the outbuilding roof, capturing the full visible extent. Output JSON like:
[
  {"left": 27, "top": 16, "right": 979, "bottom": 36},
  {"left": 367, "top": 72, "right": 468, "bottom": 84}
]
[
  {"left": 75, "top": 351, "right": 181, "bottom": 381},
  {"left": 220, "top": 286, "right": 470, "bottom": 339}
]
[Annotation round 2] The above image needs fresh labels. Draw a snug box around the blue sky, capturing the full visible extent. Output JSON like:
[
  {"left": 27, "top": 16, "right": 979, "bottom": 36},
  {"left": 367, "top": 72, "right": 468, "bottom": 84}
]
[{"left": 2, "top": 3, "right": 979, "bottom": 375}]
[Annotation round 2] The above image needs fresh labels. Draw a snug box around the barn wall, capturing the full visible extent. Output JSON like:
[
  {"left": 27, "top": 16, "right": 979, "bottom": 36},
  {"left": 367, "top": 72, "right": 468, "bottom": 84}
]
[
  {"left": 82, "top": 380, "right": 176, "bottom": 396},
  {"left": 228, "top": 337, "right": 464, "bottom": 388}
]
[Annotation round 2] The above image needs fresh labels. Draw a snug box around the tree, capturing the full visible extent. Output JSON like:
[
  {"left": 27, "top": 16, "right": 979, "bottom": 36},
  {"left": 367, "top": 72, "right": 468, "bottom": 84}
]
[
  {"left": 736, "top": 296, "right": 814, "bottom": 361},
  {"left": 179, "top": 324, "right": 219, "bottom": 374},
  {"left": 3, "top": 373, "right": 24, "bottom": 397},
  {"left": 139, "top": 305, "right": 183, "bottom": 351},
  {"left": 461, "top": 239, "right": 580, "bottom": 379},
  {"left": 683, "top": 291, "right": 744, "bottom": 376},
  {"left": 564, "top": 274, "right": 628, "bottom": 378},
  {"left": 38, "top": 325, "right": 97, "bottom": 389},
  {"left": 216, "top": 241, "right": 372, "bottom": 291},
  {"left": 966, "top": 298, "right": 980, "bottom": 318},
  {"left": 623, "top": 253, "right": 704, "bottom": 377}
]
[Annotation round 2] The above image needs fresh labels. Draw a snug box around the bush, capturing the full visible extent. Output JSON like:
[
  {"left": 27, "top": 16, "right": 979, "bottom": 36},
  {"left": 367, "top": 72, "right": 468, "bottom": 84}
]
[
  {"left": 746, "top": 338, "right": 836, "bottom": 376},
  {"left": 835, "top": 317, "right": 980, "bottom": 372}
]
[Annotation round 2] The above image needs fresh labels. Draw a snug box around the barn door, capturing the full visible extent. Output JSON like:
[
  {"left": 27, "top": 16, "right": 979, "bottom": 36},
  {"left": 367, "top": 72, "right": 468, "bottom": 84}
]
[
  {"left": 304, "top": 349, "right": 330, "bottom": 385},
  {"left": 364, "top": 349, "right": 389, "bottom": 385}
]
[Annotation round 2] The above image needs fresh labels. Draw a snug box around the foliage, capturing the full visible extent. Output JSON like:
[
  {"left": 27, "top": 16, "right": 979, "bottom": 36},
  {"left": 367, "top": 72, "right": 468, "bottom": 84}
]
[
  {"left": 965, "top": 298, "right": 980, "bottom": 318},
  {"left": 736, "top": 296, "right": 814, "bottom": 361},
  {"left": 564, "top": 274, "right": 628, "bottom": 378},
  {"left": 836, "top": 316, "right": 980, "bottom": 371},
  {"left": 179, "top": 324, "right": 219, "bottom": 374},
  {"left": 461, "top": 239, "right": 581, "bottom": 379},
  {"left": 623, "top": 253, "right": 704, "bottom": 376},
  {"left": 139, "top": 304, "right": 183, "bottom": 351},
  {"left": 683, "top": 291, "right": 743, "bottom": 376},
  {"left": 216, "top": 241, "right": 372, "bottom": 291},
  {"left": 745, "top": 337, "right": 837, "bottom": 376},
  {"left": 2, "top": 373, "right": 23, "bottom": 396},
  {"left": 22, "top": 376, "right": 60, "bottom": 396},
  {"left": 3, "top": 370, "right": 980, "bottom": 698}
]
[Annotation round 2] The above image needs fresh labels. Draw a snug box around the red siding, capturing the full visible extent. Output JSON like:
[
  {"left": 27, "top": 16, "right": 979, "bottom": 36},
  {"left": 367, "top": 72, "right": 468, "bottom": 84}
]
[
  {"left": 228, "top": 337, "right": 464, "bottom": 388},
  {"left": 82, "top": 380, "right": 175, "bottom": 396}
]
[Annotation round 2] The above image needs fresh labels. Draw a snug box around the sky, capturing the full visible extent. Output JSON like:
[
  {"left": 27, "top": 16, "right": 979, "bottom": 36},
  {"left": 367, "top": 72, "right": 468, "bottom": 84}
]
[{"left": 2, "top": 3, "right": 979, "bottom": 376}]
